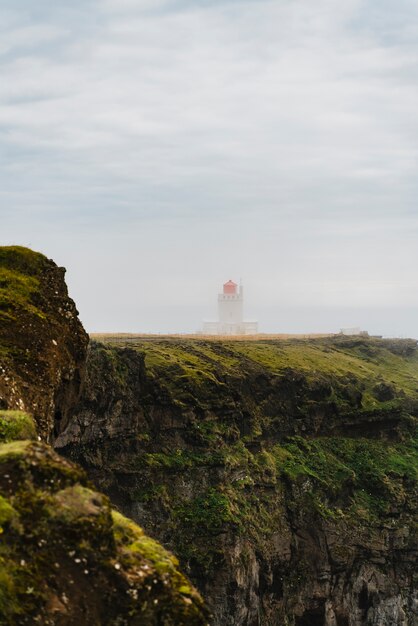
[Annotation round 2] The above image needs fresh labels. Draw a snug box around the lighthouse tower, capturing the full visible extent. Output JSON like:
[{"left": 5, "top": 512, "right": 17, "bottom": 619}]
[
  {"left": 218, "top": 280, "right": 243, "bottom": 324},
  {"left": 202, "top": 280, "right": 258, "bottom": 335}
]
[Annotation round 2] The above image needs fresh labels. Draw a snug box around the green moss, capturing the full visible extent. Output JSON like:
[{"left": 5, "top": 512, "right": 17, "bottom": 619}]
[
  {"left": 0, "top": 246, "right": 48, "bottom": 275},
  {"left": 0, "top": 411, "right": 37, "bottom": 443},
  {"left": 174, "top": 488, "right": 238, "bottom": 535},
  {"left": 0, "top": 267, "right": 39, "bottom": 299},
  {"left": 112, "top": 509, "right": 141, "bottom": 543},
  {"left": 47, "top": 485, "right": 106, "bottom": 523},
  {"left": 0, "top": 267, "right": 46, "bottom": 322},
  {"left": 0, "top": 440, "right": 32, "bottom": 462},
  {"left": 121, "top": 338, "right": 418, "bottom": 525},
  {"left": 0, "top": 441, "right": 207, "bottom": 624},
  {"left": 0, "top": 496, "right": 17, "bottom": 532},
  {"left": 132, "top": 341, "right": 241, "bottom": 409},
  {"left": 156, "top": 432, "right": 417, "bottom": 570},
  {"left": 140, "top": 449, "right": 205, "bottom": 469},
  {"left": 138, "top": 442, "right": 250, "bottom": 472},
  {"left": 269, "top": 435, "right": 418, "bottom": 519},
  {"left": 0, "top": 247, "right": 58, "bottom": 374},
  {"left": 112, "top": 511, "right": 200, "bottom": 594},
  {"left": 0, "top": 564, "right": 20, "bottom": 622},
  {"left": 129, "top": 535, "right": 179, "bottom": 574},
  {"left": 91, "top": 345, "right": 133, "bottom": 387}
]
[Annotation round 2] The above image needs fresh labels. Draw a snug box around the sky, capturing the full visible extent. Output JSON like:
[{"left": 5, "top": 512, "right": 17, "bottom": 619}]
[{"left": 1, "top": 0, "right": 418, "bottom": 336}]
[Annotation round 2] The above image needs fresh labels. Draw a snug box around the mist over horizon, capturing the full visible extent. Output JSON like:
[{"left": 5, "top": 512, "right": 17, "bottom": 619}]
[
  {"left": 78, "top": 276, "right": 418, "bottom": 340},
  {"left": 84, "top": 302, "right": 418, "bottom": 340}
]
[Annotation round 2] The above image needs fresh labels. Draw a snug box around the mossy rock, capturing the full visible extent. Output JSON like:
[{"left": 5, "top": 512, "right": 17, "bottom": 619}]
[
  {"left": 0, "top": 245, "right": 89, "bottom": 441},
  {"left": 0, "top": 411, "right": 37, "bottom": 443},
  {"left": 0, "top": 440, "right": 208, "bottom": 625}
]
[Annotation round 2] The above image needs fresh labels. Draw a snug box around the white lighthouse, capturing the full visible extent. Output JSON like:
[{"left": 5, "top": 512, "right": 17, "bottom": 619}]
[{"left": 202, "top": 280, "right": 258, "bottom": 336}]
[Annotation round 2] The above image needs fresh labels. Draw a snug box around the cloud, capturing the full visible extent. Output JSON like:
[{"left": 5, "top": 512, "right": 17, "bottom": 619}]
[{"left": 1, "top": 0, "right": 418, "bottom": 332}]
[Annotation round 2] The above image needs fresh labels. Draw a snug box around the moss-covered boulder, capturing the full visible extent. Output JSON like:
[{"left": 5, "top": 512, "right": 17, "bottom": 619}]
[
  {"left": 0, "top": 437, "right": 207, "bottom": 625},
  {"left": 0, "top": 246, "right": 89, "bottom": 441}
]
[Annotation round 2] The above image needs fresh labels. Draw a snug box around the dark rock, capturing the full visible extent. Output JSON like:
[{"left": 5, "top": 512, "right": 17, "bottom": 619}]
[{"left": 373, "top": 382, "right": 396, "bottom": 402}]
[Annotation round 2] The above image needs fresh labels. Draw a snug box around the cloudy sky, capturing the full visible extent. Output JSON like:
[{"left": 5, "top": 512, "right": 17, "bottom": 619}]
[{"left": 2, "top": 0, "right": 418, "bottom": 336}]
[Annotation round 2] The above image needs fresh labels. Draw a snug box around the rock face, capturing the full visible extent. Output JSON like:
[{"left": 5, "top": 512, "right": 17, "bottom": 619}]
[
  {"left": 56, "top": 338, "right": 418, "bottom": 626},
  {"left": 0, "top": 246, "right": 207, "bottom": 625},
  {"left": 0, "top": 246, "right": 89, "bottom": 441}
]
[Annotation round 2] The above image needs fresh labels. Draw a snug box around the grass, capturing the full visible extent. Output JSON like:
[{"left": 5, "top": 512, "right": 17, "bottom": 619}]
[
  {"left": 0, "top": 272, "right": 46, "bottom": 322},
  {"left": 0, "top": 257, "right": 47, "bottom": 324},
  {"left": 0, "top": 246, "right": 48, "bottom": 276},
  {"left": 92, "top": 336, "right": 418, "bottom": 414},
  {"left": 273, "top": 435, "right": 418, "bottom": 516},
  {"left": 174, "top": 488, "right": 239, "bottom": 534},
  {"left": 0, "top": 247, "right": 52, "bottom": 361},
  {"left": 137, "top": 433, "right": 417, "bottom": 565}
]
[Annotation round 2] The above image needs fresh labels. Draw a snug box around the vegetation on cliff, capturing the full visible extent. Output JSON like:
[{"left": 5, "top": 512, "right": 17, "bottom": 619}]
[
  {"left": 0, "top": 246, "right": 67, "bottom": 356},
  {"left": 139, "top": 335, "right": 418, "bottom": 414},
  {"left": 59, "top": 337, "right": 418, "bottom": 624}
]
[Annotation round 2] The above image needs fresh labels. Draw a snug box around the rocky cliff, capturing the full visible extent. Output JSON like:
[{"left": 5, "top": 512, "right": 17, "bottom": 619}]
[
  {"left": 0, "top": 246, "right": 88, "bottom": 441},
  {"left": 56, "top": 337, "right": 418, "bottom": 625},
  {"left": 0, "top": 247, "right": 207, "bottom": 625}
]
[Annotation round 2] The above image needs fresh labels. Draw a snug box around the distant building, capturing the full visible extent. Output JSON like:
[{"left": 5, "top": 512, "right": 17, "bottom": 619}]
[
  {"left": 202, "top": 280, "right": 258, "bottom": 336},
  {"left": 340, "top": 327, "right": 369, "bottom": 336}
]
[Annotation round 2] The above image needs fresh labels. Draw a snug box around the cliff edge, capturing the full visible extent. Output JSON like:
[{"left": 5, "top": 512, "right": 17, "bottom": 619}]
[{"left": 0, "top": 246, "right": 207, "bottom": 625}]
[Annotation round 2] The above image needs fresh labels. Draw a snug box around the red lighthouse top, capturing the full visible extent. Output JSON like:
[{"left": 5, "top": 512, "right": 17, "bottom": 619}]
[{"left": 223, "top": 280, "right": 237, "bottom": 295}]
